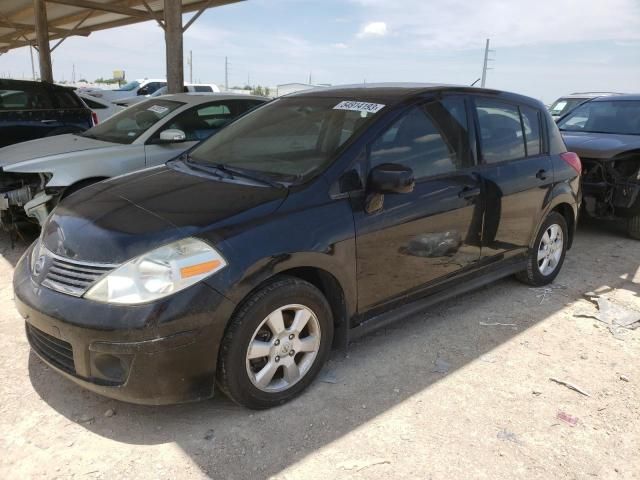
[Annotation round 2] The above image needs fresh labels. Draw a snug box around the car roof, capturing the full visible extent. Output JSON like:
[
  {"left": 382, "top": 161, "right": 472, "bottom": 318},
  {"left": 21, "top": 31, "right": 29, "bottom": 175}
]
[
  {"left": 287, "top": 82, "right": 544, "bottom": 108},
  {"left": 147, "top": 93, "right": 269, "bottom": 105},
  {"left": 0, "top": 78, "right": 75, "bottom": 91},
  {"left": 557, "top": 92, "right": 623, "bottom": 100},
  {"left": 590, "top": 94, "right": 640, "bottom": 102}
]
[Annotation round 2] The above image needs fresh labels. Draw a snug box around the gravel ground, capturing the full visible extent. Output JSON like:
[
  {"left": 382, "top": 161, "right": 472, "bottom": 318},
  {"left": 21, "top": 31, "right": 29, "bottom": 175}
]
[{"left": 0, "top": 220, "right": 638, "bottom": 480}]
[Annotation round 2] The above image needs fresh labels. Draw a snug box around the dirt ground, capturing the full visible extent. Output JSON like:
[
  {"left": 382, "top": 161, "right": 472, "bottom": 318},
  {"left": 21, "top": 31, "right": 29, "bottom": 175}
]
[{"left": 1, "top": 219, "right": 639, "bottom": 480}]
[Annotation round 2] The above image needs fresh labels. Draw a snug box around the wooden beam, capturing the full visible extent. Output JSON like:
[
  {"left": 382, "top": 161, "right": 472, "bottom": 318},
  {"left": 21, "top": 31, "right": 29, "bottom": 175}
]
[
  {"left": 182, "top": 0, "right": 213, "bottom": 32},
  {"left": 45, "top": 0, "right": 149, "bottom": 18},
  {"left": 0, "top": 20, "right": 90, "bottom": 35},
  {"left": 1, "top": 0, "right": 245, "bottom": 53},
  {"left": 164, "top": 0, "right": 183, "bottom": 94},
  {"left": 33, "top": 0, "right": 53, "bottom": 82}
]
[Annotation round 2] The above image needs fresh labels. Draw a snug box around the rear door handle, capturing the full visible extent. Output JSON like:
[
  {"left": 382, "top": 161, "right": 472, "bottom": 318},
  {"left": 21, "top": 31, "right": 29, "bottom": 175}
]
[
  {"left": 536, "top": 169, "right": 547, "bottom": 180},
  {"left": 458, "top": 186, "right": 481, "bottom": 199}
]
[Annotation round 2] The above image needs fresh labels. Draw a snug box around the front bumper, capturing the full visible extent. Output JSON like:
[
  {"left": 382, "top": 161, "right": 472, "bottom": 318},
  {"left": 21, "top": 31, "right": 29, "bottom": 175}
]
[{"left": 13, "top": 246, "right": 237, "bottom": 405}]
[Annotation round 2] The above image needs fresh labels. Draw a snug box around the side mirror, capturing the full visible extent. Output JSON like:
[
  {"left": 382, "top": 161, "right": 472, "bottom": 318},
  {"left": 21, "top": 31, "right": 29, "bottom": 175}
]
[
  {"left": 369, "top": 163, "right": 415, "bottom": 194},
  {"left": 158, "top": 129, "right": 186, "bottom": 143},
  {"left": 137, "top": 86, "right": 149, "bottom": 96}
]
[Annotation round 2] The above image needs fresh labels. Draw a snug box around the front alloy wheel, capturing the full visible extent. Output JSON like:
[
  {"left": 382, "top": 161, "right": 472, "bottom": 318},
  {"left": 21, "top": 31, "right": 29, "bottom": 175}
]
[
  {"left": 246, "top": 304, "right": 321, "bottom": 392},
  {"left": 217, "top": 276, "right": 333, "bottom": 409}
]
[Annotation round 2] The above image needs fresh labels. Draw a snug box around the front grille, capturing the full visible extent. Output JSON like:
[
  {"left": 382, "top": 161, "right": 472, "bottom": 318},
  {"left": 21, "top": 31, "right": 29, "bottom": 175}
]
[
  {"left": 26, "top": 323, "right": 76, "bottom": 374},
  {"left": 41, "top": 253, "right": 116, "bottom": 297}
]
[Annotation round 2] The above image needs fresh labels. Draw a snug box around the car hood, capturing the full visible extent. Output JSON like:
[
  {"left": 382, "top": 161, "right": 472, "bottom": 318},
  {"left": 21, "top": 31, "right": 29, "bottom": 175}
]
[
  {"left": 0, "top": 134, "right": 115, "bottom": 168},
  {"left": 41, "top": 166, "right": 288, "bottom": 264},
  {"left": 561, "top": 131, "right": 640, "bottom": 159}
]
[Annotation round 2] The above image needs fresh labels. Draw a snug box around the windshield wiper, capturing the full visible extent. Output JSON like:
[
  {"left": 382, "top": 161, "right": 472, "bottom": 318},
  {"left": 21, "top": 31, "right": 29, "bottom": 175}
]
[
  {"left": 180, "top": 155, "right": 233, "bottom": 180},
  {"left": 210, "top": 163, "right": 286, "bottom": 189},
  {"left": 180, "top": 156, "right": 285, "bottom": 188}
]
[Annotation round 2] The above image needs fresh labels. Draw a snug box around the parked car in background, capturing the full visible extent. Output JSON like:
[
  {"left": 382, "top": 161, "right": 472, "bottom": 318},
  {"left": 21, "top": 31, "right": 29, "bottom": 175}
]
[
  {"left": 559, "top": 94, "right": 640, "bottom": 238},
  {"left": 0, "top": 93, "right": 267, "bottom": 229},
  {"left": 79, "top": 93, "right": 120, "bottom": 123},
  {"left": 549, "top": 92, "right": 622, "bottom": 121},
  {"left": 0, "top": 79, "right": 94, "bottom": 148},
  {"left": 13, "top": 84, "right": 580, "bottom": 408},
  {"left": 114, "top": 84, "right": 221, "bottom": 108}
]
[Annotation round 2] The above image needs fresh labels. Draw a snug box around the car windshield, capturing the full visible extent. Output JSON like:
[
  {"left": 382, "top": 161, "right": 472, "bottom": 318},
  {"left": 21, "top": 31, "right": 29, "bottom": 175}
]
[
  {"left": 150, "top": 87, "right": 168, "bottom": 97},
  {"left": 558, "top": 100, "right": 640, "bottom": 135},
  {"left": 116, "top": 80, "right": 140, "bottom": 92},
  {"left": 80, "top": 99, "right": 183, "bottom": 144},
  {"left": 187, "top": 97, "right": 382, "bottom": 181},
  {"left": 549, "top": 98, "right": 586, "bottom": 116}
]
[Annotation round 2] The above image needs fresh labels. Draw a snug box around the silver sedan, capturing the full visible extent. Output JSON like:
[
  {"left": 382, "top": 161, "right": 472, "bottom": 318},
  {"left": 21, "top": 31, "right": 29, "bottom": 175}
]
[{"left": 0, "top": 93, "right": 267, "bottom": 228}]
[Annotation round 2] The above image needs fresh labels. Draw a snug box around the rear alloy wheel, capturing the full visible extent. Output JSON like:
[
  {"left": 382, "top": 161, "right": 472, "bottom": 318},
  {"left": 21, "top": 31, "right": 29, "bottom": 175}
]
[
  {"left": 217, "top": 276, "right": 333, "bottom": 409},
  {"left": 516, "top": 211, "right": 568, "bottom": 286}
]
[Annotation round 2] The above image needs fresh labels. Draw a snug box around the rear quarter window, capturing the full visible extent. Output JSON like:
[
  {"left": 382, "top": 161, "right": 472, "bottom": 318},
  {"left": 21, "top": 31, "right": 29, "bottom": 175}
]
[
  {"left": 55, "top": 90, "right": 84, "bottom": 109},
  {"left": 520, "top": 105, "right": 542, "bottom": 156}
]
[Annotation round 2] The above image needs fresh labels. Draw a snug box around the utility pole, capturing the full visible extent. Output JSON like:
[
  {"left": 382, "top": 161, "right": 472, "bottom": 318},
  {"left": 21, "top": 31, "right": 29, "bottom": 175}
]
[
  {"left": 225, "top": 56, "right": 229, "bottom": 91},
  {"left": 72, "top": 63, "right": 75, "bottom": 83},
  {"left": 187, "top": 50, "right": 193, "bottom": 83},
  {"left": 481, "top": 38, "right": 495, "bottom": 88}
]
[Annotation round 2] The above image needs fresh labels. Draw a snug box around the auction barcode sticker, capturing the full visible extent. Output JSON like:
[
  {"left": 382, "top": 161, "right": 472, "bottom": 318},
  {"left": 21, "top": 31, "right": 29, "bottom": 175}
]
[
  {"left": 148, "top": 105, "right": 169, "bottom": 114},
  {"left": 333, "top": 101, "right": 385, "bottom": 113}
]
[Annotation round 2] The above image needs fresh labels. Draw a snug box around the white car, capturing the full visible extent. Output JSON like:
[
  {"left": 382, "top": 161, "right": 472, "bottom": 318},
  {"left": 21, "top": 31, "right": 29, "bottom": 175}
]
[
  {"left": 79, "top": 93, "right": 121, "bottom": 123},
  {"left": 87, "top": 79, "right": 168, "bottom": 102},
  {"left": 114, "top": 84, "right": 221, "bottom": 108},
  {"left": 0, "top": 93, "right": 267, "bottom": 228}
]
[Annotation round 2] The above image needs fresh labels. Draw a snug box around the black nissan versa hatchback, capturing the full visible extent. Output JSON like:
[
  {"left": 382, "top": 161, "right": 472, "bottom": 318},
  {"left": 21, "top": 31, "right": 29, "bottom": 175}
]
[{"left": 13, "top": 84, "right": 581, "bottom": 409}]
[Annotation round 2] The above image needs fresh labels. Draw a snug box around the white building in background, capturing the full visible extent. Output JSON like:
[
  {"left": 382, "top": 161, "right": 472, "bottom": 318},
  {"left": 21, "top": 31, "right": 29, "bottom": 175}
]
[{"left": 276, "top": 83, "right": 330, "bottom": 97}]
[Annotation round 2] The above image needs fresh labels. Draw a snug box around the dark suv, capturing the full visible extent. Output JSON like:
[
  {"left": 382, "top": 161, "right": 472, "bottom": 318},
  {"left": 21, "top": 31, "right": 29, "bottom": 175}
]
[
  {"left": 0, "top": 79, "right": 94, "bottom": 148},
  {"left": 13, "top": 84, "right": 581, "bottom": 409}
]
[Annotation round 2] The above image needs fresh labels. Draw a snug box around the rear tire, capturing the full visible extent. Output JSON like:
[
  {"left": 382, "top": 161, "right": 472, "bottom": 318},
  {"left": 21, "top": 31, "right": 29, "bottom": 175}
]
[
  {"left": 516, "top": 211, "right": 568, "bottom": 286},
  {"left": 628, "top": 215, "right": 640, "bottom": 240},
  {"left": 217, "top": 276, "right": 333, "bottom": 409}
]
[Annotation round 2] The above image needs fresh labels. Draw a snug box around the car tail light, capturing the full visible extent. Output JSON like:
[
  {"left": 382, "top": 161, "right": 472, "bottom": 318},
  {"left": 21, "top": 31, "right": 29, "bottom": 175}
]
[
  {"left": 561, "top": 152, "right": 581, "bottom": 174},
  {"left": 91, "top": 111, "right": 99, "bottom": 126}
]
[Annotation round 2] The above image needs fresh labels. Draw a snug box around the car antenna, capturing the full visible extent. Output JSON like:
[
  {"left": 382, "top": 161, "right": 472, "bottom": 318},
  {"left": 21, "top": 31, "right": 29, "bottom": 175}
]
[{"left": 470, "top": 78, "right": 481, "bottom": 87}]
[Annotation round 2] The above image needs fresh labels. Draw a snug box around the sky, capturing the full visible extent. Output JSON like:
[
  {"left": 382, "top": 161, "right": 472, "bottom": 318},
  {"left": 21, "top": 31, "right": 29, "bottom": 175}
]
[{"left": 1, "top": 0, "right": 640, "bottom": 103}]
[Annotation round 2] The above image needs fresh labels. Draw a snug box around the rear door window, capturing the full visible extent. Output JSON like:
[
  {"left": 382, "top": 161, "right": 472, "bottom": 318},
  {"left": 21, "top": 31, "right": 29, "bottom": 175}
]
[
  {"left": 0, "top": 85, "right": 52, "bottom": 110},
  {"left": 475, "top": 98, "right": 525, "bottom": 164},
  {"left": 370, "top": 96, "right": 471, "bottom": 179}
]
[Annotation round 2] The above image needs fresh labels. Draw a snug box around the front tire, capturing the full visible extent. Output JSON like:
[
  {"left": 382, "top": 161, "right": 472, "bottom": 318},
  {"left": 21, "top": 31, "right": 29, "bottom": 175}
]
[
  {"left": 217, "top": 276, "right": 333, "bottom": 409},
  {"left": 516, "top": 211, "right": 568, "bottom": 286}
]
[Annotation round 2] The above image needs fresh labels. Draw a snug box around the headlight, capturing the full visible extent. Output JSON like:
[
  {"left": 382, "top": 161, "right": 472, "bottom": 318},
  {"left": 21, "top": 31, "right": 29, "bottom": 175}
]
[
  {"left": 84, "top": 238, "right": 226, "bottom": 305},
  {"left": 30, "top": 239, "right": 44, "bottom": 274}
]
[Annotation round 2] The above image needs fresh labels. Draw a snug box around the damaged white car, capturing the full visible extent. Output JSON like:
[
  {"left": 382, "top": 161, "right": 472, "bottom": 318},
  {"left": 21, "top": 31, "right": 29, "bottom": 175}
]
[{"left": 0, "top": 93, "right": 267, "bottom": 230}]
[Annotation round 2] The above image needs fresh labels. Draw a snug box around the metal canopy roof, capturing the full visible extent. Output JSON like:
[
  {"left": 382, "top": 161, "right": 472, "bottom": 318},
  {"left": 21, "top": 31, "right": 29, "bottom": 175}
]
[{"left": 0, "top": 0, "right": 243, "bottom": 53}]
